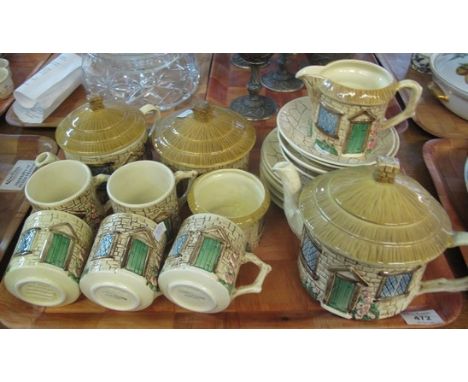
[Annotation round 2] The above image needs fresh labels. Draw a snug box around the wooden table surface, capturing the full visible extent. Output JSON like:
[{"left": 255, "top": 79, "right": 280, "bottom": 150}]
[{"left": 0, "top": 53, "right": 466, "bottom": 328}]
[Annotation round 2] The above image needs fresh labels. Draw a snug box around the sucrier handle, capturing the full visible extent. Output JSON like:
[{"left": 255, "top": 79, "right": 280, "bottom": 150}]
[
  {"left": 140, "top": 104, "right": 161, "bottom": 137},
  {"left": 417, "top": 231, "right": 468, "bottom": 295},
  {"left": 380, "top": 79, "right": 423, "bottom": 130},
  {"left": 35, "top": 151, "right": 59, "bottom": 168},
  {"left": 174, "top": 170, "right": 198, "bottom": 205},
  {"left": 231, "top": 252, "right": 272, "bottom": 299}
]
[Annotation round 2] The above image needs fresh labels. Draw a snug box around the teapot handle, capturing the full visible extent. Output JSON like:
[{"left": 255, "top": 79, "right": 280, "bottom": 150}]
[
  {"left": 380, "top": 79, "right": 423, "bottom": 130},
  {"left": 140, "top": 104, "right": 161, "bottom": 138}
]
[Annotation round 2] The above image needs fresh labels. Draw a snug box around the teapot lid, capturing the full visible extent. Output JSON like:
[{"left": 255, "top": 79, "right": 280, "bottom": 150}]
[
  {"left": 152, "top": 100, "right": 256, "bottom": 169},
  {"left": 55, "top": 96, "right": 147, "bottom": 155},
  {"left": 299, "top": 157, "right": 453, "bottom": 265}
]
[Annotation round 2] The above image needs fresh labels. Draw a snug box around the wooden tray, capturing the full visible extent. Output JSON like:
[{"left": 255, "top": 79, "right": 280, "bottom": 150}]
[
  {"left": 0, "top": 53, "right": 52, "bottom": 117},
  {"left": 423, "top": 138, "right": 468, "bottom": 266},
  {"left": 0, "top": 54, "right": 462, "bottom": 329},
  {"left": 0, "top": 134, "right": 58, "bottom": 261},
  {"left": 376, "top": 53, "right": 468, "bottom": 139}
]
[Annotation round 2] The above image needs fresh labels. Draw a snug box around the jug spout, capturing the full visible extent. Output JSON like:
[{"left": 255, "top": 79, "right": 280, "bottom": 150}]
[
  {"left": 272, "top": 161, "right": 304, "bottom": 239},
  {"left": 295, "top": 65, "right": 324, "bottom": 82}
]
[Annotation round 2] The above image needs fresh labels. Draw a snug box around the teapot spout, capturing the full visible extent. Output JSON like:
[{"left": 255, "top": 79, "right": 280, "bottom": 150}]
[{"left": 272, "top": 161, "right": 304, "bottom": 239}]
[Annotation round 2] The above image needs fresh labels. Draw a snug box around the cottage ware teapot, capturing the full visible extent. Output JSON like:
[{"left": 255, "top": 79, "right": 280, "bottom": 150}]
[
  {"left": 55, "top": 95, "right": 160, "bottom": 175},
  {"left": 296, "top": 60, "right": 422, "bottom": 158},
  {"left": 273, "top": 157, "right": 468, "bottom": 320}
]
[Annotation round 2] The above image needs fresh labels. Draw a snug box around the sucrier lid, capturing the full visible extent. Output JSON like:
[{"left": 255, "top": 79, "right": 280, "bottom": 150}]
[
  {"left": 299, "top": 156, "right": 454, "bottom": 265},
  {"left": 152, "top": 100, "right": 256, "bottom": 169},
  {"left": 55, "top": 96, "right": 147, "bottom": 155}
]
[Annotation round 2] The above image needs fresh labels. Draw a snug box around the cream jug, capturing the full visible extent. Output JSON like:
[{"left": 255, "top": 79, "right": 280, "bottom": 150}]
[{"left": 296, "top": 60, "right": 422, "bottom": 158}]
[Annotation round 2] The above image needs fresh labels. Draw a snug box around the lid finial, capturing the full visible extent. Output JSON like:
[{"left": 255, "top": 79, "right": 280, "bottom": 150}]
[
  {"left": 374, "top": 156, "right": 400, "bottom": 183},
  {"left": 192, "top": 100, "right": 213, "bottom": 122},
  {"left": 87, "top": 94, "right": 105, "bottom": 111}
]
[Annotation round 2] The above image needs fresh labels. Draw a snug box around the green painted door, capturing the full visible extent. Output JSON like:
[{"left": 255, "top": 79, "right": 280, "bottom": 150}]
[
  {"left": 345, "top": 122, "right": 370, "bottom": 154},
  {"left": 125, "top": 239, "right": 149, "bottom": 275},
  {"left": 327, "top": 275, "right": 356, "bottom": 313},
  {"left": 44, "top": 233, "right": 71, "bottom": 269},
  {"left": 193, "top": 237, "right": 223, "bottom": 272}
]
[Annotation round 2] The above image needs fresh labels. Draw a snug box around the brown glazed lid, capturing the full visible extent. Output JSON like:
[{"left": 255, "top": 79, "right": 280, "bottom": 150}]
[
  {"left": 55, "top": 95, "right": 147, "bottom": 155},
  {"left": 152, "top": 100, "right": 256, "bottom": 170}
]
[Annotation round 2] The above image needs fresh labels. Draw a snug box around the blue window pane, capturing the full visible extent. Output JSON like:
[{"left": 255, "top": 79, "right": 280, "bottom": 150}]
[
  {"left": 317, "top": 106, "right": 340, "bottom": 137},
  {"left": 301, "top": 234, "right": 320, "bottom": 273},
  {"left": 15, "top": 228, "right": 38, "bottom": 255},
  {"left": 169, "top": 233, "right": 188, "bottom": 257},
  {"left": 94, "top": 233, "right": 114, "bottom": 259},
  {"left": 380, "top": 273, "right": 412, "bottom": 298}
]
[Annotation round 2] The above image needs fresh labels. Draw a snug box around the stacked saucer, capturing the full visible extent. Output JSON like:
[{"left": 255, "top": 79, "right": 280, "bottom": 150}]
[
  {"left": 274, "top": 96, "right": 400, "bottom": 180},
  {"left": 259, "top": 129, "right": 311, "bottom": 210}
]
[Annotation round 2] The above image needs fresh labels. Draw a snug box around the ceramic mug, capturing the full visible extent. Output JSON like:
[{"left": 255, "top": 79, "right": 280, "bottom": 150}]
[
  {"left": 0, "top": 67, "right": 14, "bottom": 100},
  {"left": 296, "top": 59, "right": 422, "bottom": 157},
  {"left": 79, "top": 213, "right": 167, "bottom": 311},
  {"left": 107, "top": 160, "right": 197, "bottom": 239},
  {"left": 187, "top": 169, "right": 270, "bottom": 250},
  {"left": 26, "top": 152, "right": 110, "bottom": 229},
  {"left": 158, "top": 213, "right": 272, "bottom": 313},
  {"left": 3, "top": 210, "right": 93, "bottom": 307}
]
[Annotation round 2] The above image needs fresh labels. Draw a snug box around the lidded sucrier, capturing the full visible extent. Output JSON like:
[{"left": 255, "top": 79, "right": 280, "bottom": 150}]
[
  {"left": 152, "top": 100, "right": 256, "bottom": 173},
  {"left": 55, "top": 95, "right": 158, "bottom": 175},
  {"left": 273, "top": 156, "right": 468, "bottom": 320}
]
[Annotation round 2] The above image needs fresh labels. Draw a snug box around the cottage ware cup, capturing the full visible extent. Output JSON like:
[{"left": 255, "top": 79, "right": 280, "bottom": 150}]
[
  {"left": 4, "top": 210, "right": 93, "bottom": 307},
  {"left": 273, "top": 157, "right": 468, "bottom": 320},
  {"left": 55, "top": 95, "right": 160, "bottom": 175},
  {"left": 187, "top": 169, "right": 270, "bottom": 250},
  {"left": 79, "top": 213, "right": 167, "bottom": 311},
  {"left": 0, "top": 67, "right": 14, "bottom": 100},
  {"left": 158, "top": 213, "right": 272, "bottom": 313},
  {"left": 295, "top": 60, "right": 422, "bottom": 158},
  {"left": 26, "top": 152, "right": 110, "bottom": 229},
  {"left": 107, "top": 160, "right": 197, "bottom": 239}
]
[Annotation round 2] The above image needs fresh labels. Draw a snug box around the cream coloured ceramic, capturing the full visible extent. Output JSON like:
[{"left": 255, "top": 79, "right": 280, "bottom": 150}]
[
  {"left": 27, "top": 152, "right": 109, "bottom": 229},
  {"left": 273, "top": 157, "right": 468, "bottom": 320},
  {"left": 187, "top": 169, "right": 270, "bottom": 250},
  {"left": 277, "top": 97, "right": 400, "bottom": 167},
  {"left": 295, "top": 60, "right": 421, "bottom": 158},
  {"left": 4, "top": 210, "right": 93, "bottom": 307},
  {"left": 0, "top": 67, "right": 13, "bottom": 99},
  {"left": 158, "top": 213, "right": 272, "bottom": 313},
  {"left": 107, "top": 160, "right": 197, "bottom": 240},
  {"left": 429, "top": 53, "right": 468, "bottom": 120},
  {"left": 79, "top": 213, "right": 167, "bottom": 311}
]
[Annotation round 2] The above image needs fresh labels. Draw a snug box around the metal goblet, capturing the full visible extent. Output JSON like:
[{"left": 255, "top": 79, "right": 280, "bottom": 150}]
[
  {"left": 229, "top": 53, "right": 277, "bottom": 121},
  {"left": 261, "top": 53, "right": 304, "bottom": 92}
]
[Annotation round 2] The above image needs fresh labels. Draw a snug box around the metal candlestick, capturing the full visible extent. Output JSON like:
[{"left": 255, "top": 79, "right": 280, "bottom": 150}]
[
  {"left": 230, "top": 54, "right": 277, "bottom": 121},
  {"left": 261, "top": 53, "right": 304, "bottom": 92}
]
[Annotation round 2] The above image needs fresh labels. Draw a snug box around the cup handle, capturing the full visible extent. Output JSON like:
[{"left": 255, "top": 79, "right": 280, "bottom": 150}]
[
  {"left": 174, "top": 170, "right": 198, "bottom": 205},
  {"left": 380, "top": 79, "right": 423, "bottom": 130},
  {"left": 231, "top": 252, "right": 272, "bottom": 299},
  {"left": 35, "top": 152, "right": 59, "bottom": 168},
  {"left": 140, "top": 104, "right": 161, "bottom": 138},
  {"left": 92, "top": 174, "right": 112, "bottom": 212}
]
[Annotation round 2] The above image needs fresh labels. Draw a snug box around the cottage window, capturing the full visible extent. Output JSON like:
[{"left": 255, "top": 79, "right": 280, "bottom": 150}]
[
  {"left": 124, "top": 238, "right": 150, "bottom": 276},
  {"left": 300, "top": 232, "right": 320, "bottom": 278},
  {"left": 43, "top": 232, "right": 72, "bottom": 269},
  {"left": 93, "top": 233, "right": 115, "bottom": 259},
  {"left": 316, "top": 105, "right": 340, "bottom": 138},
  {"left": 378, "top": 272, "right": 413, "bottom": 299},
  {"left": 14, "top": 228, "right": 39, "bottom": 256},
  {"left": 193, "top": 236, "right": 223, "bottom": 272},
  {"left": 169, "top": 233, "right": 188, "bottom": 257}
]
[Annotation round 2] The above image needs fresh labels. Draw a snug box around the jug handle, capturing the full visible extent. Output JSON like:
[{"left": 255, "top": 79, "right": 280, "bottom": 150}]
[
  {"left": 35, "top": 152, "right": 59, "bottom": 168},
  {"left": 417, "top": 231, "right": 468, "bottom": 295},
  {"left": 231, "top": 252, "right": 272, "bottom": 299},
  {"left": 174, "top": 170, "right": 198, "bottom": 205},
  {"left": 380, "top": 79, "right": 423, "bottom": 130}
]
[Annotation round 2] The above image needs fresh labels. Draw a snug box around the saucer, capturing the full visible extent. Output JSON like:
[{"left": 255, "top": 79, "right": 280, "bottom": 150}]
[{"left": 277, "top": 97, "right": 400, "bottom": 167}]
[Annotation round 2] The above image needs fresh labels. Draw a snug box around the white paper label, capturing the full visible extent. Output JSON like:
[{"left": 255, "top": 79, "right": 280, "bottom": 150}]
[
  {"left": 153, "top": 222, "right": 167, "bottom": 242},
  {"left": 401, "top": 309, "right": 444, "bottom": 325},
  {"left": 0, "top": 160, "right": 36, "bottom": 191}
]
